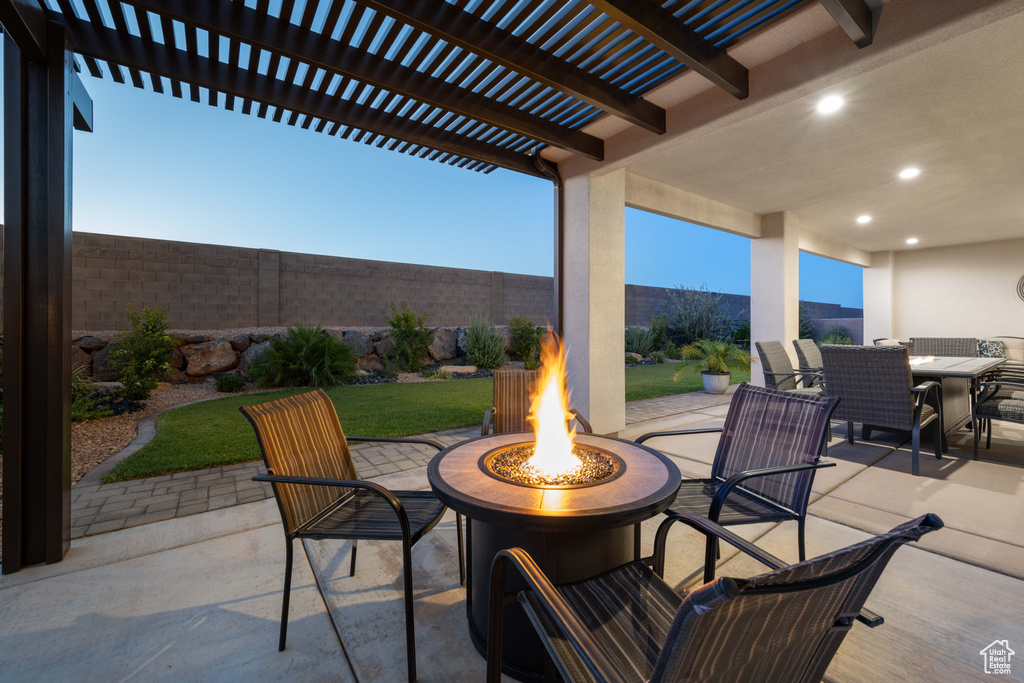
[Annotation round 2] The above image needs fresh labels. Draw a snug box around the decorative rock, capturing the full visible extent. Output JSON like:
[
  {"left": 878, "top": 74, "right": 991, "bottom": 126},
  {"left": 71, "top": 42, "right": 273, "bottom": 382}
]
[
  {"left": 91, "top": 344, "right": 120, "bottom": 382},
  {"left": 343, "top": 330, "right": 373, "bottom": 358},
  {"left": 71, "top": 346, "right": 92, "bottom": 376},
  {"left": 455, "top": 327, "right": 469, "bottom": 356},
  {"left": 250, "top": 333, "right": 270, "bottom": 344},
  {"left": 230, "top": 334, "right": 252, "bottom": 352},
  {"left": 375, "top": 334, "right": 396, "bottom": 359},
  {"left": 428, "top": 328, "right": 458, "bottom": 361},
  {"left": 184, "top": 334, "right": 212, "bottom": 344},
  {"left": 625, "top": 352, "right": 643, "bottom": 362},
  {"left": 443, "top": 365, "right": 478, "bottom": 374},
  {"left": 163, "top": 368, "right": 188, "bottom": 384},
  {"left": 169, "top": 350, "right": 185, "bottom": 369},
  {"left": 357, "top": 356, "right": 385, "bottom": 372},
  {"left": 73, "top": 335, "right": 106, "bottom": 352},
  {"left": 239, "top": 340, "right": 272, "bottom": 375},
  {"left": 181, "top": 340, "right": 238, "bottom": 377}
]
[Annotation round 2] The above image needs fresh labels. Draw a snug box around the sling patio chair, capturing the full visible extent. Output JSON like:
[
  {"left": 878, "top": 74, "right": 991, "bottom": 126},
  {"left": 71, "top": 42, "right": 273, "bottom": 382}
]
[
  {"left": 793, "top": 338, "right": 824, "bottom": 387},
  {"left": 972, "top": 369, "right": 1024, "bottom": 459},
  {"left": 819, "top": 345, "right": 945, "bottom": 476},
  {"left": 755, "top": 340, "right": 824, "bottom": 395},
  {"left": 482, "top": 369, "right": 592, "bottom": 435},
  {"left": 636, "top": 383, "right": 839, "bottom": 567},
  {"left": 241, "top": 389, "right": 463, "bottom": 683},
  {"left": 486, "top": 513, "right": 943, "bottom": 683}
]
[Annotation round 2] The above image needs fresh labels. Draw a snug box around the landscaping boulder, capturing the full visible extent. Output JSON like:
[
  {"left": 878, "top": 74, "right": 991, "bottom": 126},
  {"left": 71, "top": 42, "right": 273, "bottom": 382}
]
[
  {"left": 181, "top": 339, "right": 238, "bottom": 377},
  {"left": 184, "top": 334, "right": 212, "bottom": 344},
  {"left": 455, "top": 326, "right": 469, "bottom": 356},
  {"left": 169, "top": 349, "right": 185, "bottom": 369},
  {"left": 428, "top": 328, "right": 458, "bottom": 361},
  {"left": 357, "top": 355, "right": 385, "bottom": 372},
  {"left": 250, "top": 333, "right": 270, "bottom": 344},
  {"left": 230, "top": 334, "right": 252, "bottom": 352},
  {"left": 162, "top": 368, "right": 188, "bottom": 384},
  {"left": 625, "top": 352, "right": 643, "bottom": 362},
  {"left": 344, "top": 330, "right": 373, "bottom": 357},
  {"left": 73, "top": 335, "right": 106, "bottom": 352},
  {"left": 375, "top": 333, "right": 396, "bottom": 359},
  {"left": 71, "top": 345, "right": 92, "bottom": 376},
  {"left": 91, "top": 344, "right": 120, "bottom": 381},
  {"left": 239, "top": 340, "right": 272, "bottom": 376}
]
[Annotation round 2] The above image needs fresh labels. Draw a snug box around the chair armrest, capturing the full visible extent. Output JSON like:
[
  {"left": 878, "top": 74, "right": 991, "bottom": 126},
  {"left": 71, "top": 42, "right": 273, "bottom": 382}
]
[
  {"left": 345, "top": 436, "right": 445, "bottom": 451},
  {"left": 482, "top": 409, "right": 493, "bottom": 436},
  {"left": 487, "top": 548, "right": 628, "bottom": 683},
  {"left": 708, "top": 461, "right": 836, "bottom": 523},
  {"left": 570, "top": 409, "right": 593, "bottom": 434},
  {"left": 973, "top": 379, "right": 1024, "bottom": 403},
  {"left": 653, "top": 512, "right": 788, "bottom": 576},
  {"left": 635, "top": 427, "right": 723, "bottom": 445}
]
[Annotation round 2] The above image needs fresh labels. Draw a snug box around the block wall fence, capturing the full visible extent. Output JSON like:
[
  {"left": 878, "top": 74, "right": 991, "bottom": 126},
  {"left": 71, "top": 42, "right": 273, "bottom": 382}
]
[{"left": 0, "top": 231, "right": 861, "bottom": 331}]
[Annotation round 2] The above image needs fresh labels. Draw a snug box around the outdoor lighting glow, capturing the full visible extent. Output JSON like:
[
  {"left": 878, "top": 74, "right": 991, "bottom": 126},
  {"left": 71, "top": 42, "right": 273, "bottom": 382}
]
[
  {"left": 906, "top": 238, "right": 919, "bottom": 244},
  {"left": 899, "top": 167, "right": 920, "bottom": 179},
  {"left": 856, "top": 215, "right": 872, "bottom": 224},
  {"left": 816, "top": 95, "right": 844, "bottom": 114}
]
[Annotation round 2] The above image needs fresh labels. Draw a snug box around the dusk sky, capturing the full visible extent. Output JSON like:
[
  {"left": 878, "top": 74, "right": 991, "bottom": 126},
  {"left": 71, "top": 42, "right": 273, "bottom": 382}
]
[{"left": 7, "top": 68, "right": 862, "bottom": 307}]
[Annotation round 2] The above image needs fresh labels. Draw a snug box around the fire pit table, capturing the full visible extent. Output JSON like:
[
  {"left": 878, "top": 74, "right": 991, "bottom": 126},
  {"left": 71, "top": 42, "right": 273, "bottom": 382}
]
[{"left": 428, "top": 431, "right": 681, "bottom": 681}]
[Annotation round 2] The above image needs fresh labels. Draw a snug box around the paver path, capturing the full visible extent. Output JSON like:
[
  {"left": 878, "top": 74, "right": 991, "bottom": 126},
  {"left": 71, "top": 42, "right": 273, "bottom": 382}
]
[{"left": 70, "top": 389, "right": 737, "bottom": 538}]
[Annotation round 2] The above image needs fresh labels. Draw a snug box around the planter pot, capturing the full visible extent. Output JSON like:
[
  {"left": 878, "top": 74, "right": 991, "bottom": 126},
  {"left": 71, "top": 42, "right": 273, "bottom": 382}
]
[{"left": 701, "top": 371, "right": 730, "bottom": 394}]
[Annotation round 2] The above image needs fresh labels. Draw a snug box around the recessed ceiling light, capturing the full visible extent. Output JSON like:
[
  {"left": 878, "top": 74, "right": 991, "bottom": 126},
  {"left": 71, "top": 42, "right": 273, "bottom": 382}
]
[
  {"left": 899, "top": 167, "right": 920, "bottom": 179},
  {"left": 906, "top": 238, "right": 919, "bottom": 245},
  {"left": 816, "top": 95, "right": 844, "bottom": 114},
  {"left": 856, "top": 215, "right": 872, "bottom": 224}
]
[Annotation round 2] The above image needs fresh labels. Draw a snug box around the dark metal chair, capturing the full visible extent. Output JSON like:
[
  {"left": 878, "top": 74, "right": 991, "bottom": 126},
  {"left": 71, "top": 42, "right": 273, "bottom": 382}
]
[
  {"left": 486, "top": 513, "right": 943, "bottom": 683},
  {"left": 637, "top": 383, "right": 838, "bottom": 565},
  {"left": 755, "top": 340, "right": 823, "bottom": 395},
  {"left": 909, "top": 337, "right": 978, "bottom": 357},
  {"left": 793, "top": 338, "right": 823, "bottom": 387},
  {"left": 241, "top": 389, "right": 463, "bottom": 683},
  {"left": 482, "top": 369, "right": 592, "bottom": 435},
  {"left": 972, "top": 369, "right": 1024, "bottom": 459},
  {"left": 819, "top": 345, "right": 945, "bottom": 476}
]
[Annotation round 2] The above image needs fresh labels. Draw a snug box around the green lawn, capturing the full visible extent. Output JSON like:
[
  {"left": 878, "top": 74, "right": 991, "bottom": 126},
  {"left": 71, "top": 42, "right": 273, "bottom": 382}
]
[{"left": 103, "top": 363, "right": 750, "bottom": 482}]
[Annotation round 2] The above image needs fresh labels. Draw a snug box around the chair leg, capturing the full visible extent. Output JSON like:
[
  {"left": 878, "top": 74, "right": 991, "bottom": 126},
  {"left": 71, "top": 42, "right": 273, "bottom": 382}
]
[
  {"left": 933, "top": 420, "right": 943, "bottom": 460},
  {"left": 973, "top": 416, "right": 981, "bottom": 460},
  {"left": 402, "top": 538, "right": 417, "bottom": 683},
  {"left": 861, "top": 424, "right": 872, "bottom": 441},
  {"left": 456, "top": 513, "right": 465, "bottom": 586},
  {"left": 279, "top": 537, "right": 294, "bottom": 652},
  {"left": 987, "top": 418, "right": 993, "bottom": 449},
  {"left": 846, "top": 421, "right": 855, "bottom": 445},
  {"left": 911, "top": 421, "right": 921, "bottom": 477},
  {"left": 798, "top": 517, "right": 807, "bottom": 563},
  {"left": 349, "top": 539, "right": 358, "bottom": 577}
]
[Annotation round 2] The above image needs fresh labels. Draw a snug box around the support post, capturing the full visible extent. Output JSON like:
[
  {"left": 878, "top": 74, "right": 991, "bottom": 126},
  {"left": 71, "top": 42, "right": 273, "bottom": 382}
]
[
  {"left": 863, "top": 251, "right": 895, "bottom": 342},
  {"left": 750, "top": 212, "right": 801, "bottom": 386},
  {"left": 2, "top": 22, "right": 76, "bottom": 573},
  {"left": 562, "top": 170, "right": 626, "bottom": 435},
  {"left": 532, "top": 150, "right": 564, "bottom": 335}
]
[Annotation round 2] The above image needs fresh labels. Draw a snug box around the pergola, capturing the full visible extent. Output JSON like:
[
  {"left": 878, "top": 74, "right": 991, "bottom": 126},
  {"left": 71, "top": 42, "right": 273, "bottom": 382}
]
[{"left": 0, "top": 0, "right": 886, "bottom": 573}]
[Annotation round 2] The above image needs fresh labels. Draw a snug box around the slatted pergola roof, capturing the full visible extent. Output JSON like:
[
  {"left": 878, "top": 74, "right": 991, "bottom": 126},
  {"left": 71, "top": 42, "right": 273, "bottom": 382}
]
[{"left": 23, "top": 0, "right": 875, "bottom": 179}]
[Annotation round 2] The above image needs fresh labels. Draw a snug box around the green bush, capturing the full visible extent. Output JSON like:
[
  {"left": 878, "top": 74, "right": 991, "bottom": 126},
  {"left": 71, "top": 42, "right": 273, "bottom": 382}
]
[
  {"left": 667, "top": 284, "right": 733, "bottom": 345},
  {"left": 71, "top": 393, "right": 115, "bottom": 422},
  {"left": 508, "top": 316, "right": 544, "bottom": 364},
  {"left": 625, "top": 327, "right": 656, "bottom": 357},
  {"left": 423, "top": 367, "right": 454, "bottom": 381},
  {"left": 249, "top": 323, "right": 357, "bottom": 387},
  {"left": 819, "top": 325, "right": 852, "bottom": 345},
  {"left": 215, "top": 375, "right": 246, "bottom": 392},
  {"left": 385, "top": 303, "right": 433, "bottom": 372},
  {"left": 650, "top": 351, "right": 667, "bottom": 364},
  {"left": 465, "top": 317, "right": 507, "bottom": 370},
  {"left": 110, "top": 304, "right": 178, "bottom": 400},
  {"left": 382, "top": 357, "right": 401, "bottom": 380},
  {"left": 625, "top": 355, "right": 640, "bottom": 366},
  {"left": 798, "top": 303, "right": 815, "bottom": 340},
  {"left": 728, "top": 320, "right": 751, "bottom": 349},
  {"left": 649, "top": 314, "right": 669, "bottom": 351},
  {"left": 665, "top": 341, "right": 683, "bottom": 360}
]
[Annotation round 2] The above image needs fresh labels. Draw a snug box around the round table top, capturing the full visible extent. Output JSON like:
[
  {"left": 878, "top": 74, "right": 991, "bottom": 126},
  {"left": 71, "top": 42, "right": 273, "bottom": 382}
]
[{"left": 427, "top": 432, "right": 681, "bottom": 532}]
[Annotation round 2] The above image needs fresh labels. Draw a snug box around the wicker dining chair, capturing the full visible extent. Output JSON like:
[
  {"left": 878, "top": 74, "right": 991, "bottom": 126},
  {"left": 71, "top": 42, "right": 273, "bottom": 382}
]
[
  {"left": 486, "top": 513, "right": 943, "bottom": 683},
  {"left": 972, "top": 369, "right": 1024, "bottom": 458},
  {"left": 637, "top": 383, "right": 838, "bottom": 568},
  {"left": 819, "top": 345, "right": 946, "bottom": 476},
  {"left": 482, "top": 369, "right": 592, "bottom": 435},
  {"left": 793, "top": 338, "right": 823, "bottom": 387},
  {"left": 755, "top": 341, "right": 823, "bottom": 394},
  {"left": 909, "top": 337, "right": 978, "bottom": 357},
  {"left": 241, "top": 389, "right": 463, "bottom": 683}
]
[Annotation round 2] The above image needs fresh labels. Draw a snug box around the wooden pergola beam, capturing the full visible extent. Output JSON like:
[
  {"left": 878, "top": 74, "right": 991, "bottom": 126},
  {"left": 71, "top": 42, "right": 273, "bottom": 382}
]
[
  {"left": 0, "top": 0, "right": 48, "bottom": 60},
  {"left": 818, "top": 0, "right": 876, "bottom": 48}
]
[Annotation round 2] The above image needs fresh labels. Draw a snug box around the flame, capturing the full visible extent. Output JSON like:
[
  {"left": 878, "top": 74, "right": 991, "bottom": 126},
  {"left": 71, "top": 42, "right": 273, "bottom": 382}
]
[{"left": 522, "top": 333, "right": 581, "bottom": 477}]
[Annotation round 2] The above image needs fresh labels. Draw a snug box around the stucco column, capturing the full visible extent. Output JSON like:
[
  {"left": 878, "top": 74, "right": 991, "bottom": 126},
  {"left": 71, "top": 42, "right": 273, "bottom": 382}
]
[
  {"left": 562, "top": 170, "right": 626, "bottom": 435},
  {"left": 750, "top": 212, "right": 800, "bottom": 386},
  {"left": 863, "top": 251, "right": 895, "bottom": 342}
]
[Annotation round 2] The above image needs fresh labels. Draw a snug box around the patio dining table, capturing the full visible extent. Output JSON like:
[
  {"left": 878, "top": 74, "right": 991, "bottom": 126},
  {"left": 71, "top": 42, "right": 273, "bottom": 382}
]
[{"left": 910, "top": 356, "right": 1005, "bottom": 436}]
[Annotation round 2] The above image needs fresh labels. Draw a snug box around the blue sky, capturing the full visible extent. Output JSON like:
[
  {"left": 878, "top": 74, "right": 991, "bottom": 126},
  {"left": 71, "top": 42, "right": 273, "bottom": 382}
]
[{"left": 7, "top": 70, "right": 862, "bottom": 308}]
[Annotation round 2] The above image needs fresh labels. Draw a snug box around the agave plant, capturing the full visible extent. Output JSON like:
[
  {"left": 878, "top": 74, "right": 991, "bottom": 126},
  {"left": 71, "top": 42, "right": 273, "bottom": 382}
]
[{"left": 673, "top": 339, "right": 751, "bottom": 381}]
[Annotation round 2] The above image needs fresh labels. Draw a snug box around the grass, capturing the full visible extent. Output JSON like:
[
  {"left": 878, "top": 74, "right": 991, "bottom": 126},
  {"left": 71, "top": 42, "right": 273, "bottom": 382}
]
[{"left": 102, "top": 362, "right": 750, "bottom": 482}]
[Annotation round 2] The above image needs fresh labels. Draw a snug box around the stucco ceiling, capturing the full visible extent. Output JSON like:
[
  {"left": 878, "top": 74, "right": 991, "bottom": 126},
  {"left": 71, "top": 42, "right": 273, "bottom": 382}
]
[{"left": 626, "top": 8, "right": 1024, "bottom": 252}]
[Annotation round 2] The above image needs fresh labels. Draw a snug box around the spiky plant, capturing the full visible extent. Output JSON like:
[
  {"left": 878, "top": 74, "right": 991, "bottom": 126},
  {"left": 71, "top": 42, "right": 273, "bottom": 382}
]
[
  {"left": 249, "top": 323, "right": 357, "bottom": 387},
  {"left": 673, "top": 339, "right": 751, "bottom": 381},
  {"left": 465, "top": 316, "right": 507, "bottom": 370}
]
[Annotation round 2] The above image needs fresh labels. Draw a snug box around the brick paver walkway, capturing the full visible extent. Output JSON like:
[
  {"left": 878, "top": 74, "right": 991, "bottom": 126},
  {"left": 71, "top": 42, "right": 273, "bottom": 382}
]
[{"left": 70, "top": 389, "right": 735, "bottom": 538}]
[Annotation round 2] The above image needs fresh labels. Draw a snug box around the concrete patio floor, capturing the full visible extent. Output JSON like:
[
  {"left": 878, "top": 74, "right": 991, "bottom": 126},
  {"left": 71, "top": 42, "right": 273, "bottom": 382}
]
[{"left": 1, "top": 391, "right": 1022, "bottom": 681}]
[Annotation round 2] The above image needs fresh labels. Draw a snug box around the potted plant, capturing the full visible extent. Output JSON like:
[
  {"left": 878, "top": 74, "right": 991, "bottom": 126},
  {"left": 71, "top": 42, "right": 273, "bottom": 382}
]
[{"left": 673, "top": 339, "right": 751, "bottom": 394}]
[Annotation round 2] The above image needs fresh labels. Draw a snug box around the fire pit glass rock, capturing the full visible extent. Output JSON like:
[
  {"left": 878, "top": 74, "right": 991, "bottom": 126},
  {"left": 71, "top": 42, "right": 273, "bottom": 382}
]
[{"left": 483, "top": 443, "right": 620, "bottom": 488}]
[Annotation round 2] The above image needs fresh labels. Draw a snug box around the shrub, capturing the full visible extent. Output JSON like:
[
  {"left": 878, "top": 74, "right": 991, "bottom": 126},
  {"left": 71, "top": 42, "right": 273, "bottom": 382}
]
[
  {"left": 798, "top": 303, "right": 816, "bottom": 340},
  {"left": 71, "top": 393, "right": 115, "bottom": 422},
  {"left": 649, "top": 314, "right": 669, "bottom": 351},
  {"left": 625, "top": 355, "right": 640, "bottom": 366},
  {"left": 382, "top": 356, "right": 401, "bottom": 380},
  {"left": 110, "top": 304, "right": 178, "bottom": 400},
  {"left": 673, "top": 340, "right": 751, "bottom": 379},
  {"left": 651, "top": 351, "right": 667, "bottom": 364},
  {"left": 465, "top": 317, "right": 507, "bottom": 370},
  {"left": 508, "top": 316, "right": 544, "bottom": 364},
  {"left": 729, "top": 320, "right": 751, "bottom": 349},
  {"left": 819, "top": 325, "right": 852, "bottom": 345},
  {"left": 665, "top": 341, "right": 683, "bottom": 360},
  {"left": 667, "top": 284, "right": 733, "bottom": 345},
  {"left": 385, "top": 303, "right": 433, "bottom": 371},
  {"left": 249, "top": 323, "right": 357, "bottom": 387},
  {"left": 215, "top": 375, "right": 246, "bottom": 392},
  {"left": 71, "top": 361, "right": 93, "bottom": 395},
  {"left": 423, "top": 367, "right": 454, "bottom": 381},
  {"left": 625, "top": 326, "right": 656, "bottom": 357}
]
